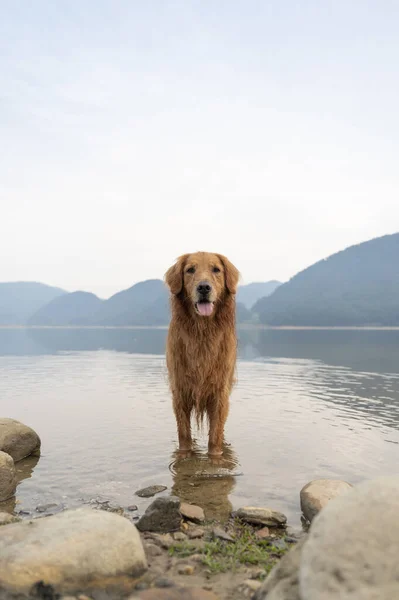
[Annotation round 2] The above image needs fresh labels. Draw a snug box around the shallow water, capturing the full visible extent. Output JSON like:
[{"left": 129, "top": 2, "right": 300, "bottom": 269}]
[{"left": 1, "top": 327, "right": 399, "bottom": 526}]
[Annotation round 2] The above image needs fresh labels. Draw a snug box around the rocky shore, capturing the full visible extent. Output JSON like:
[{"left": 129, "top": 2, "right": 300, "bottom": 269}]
[{"left": 1, "top": 419, "right": 399, "bottom": 599}]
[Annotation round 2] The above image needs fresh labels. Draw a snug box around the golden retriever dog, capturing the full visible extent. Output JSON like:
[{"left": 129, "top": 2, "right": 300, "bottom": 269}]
[{"left": 165, "top": 252, "right": 239, "bottom": 456}]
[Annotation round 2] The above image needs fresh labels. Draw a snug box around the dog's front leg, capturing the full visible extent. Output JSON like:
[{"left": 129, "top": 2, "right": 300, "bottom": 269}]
[
  {"left": 207, "top": 393, "right": 229, "bottom": 456},
  {"left": 173, "top": 391, "right": 193, "bottom": 452}
]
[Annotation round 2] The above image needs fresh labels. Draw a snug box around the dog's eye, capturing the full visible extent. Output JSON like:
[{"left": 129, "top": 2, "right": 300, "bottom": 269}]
[
  {"left": 186, "top": 267, "right": 195, "bottom": 274},
  {"left": 212, "top": 267, "right": 221, "bottom": 273}
]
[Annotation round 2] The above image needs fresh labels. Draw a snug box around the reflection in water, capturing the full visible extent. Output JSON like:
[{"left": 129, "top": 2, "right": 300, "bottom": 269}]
[
  {"left": 0, "top": 454, "right": 40, "bottom": 514},
  {"left": 3, "top": 326, "right": 399, "bottom": 376},
  {"left": 170, "top": 442, "right": 241, "bottom": 522},
  {"left": 0, "top": 327, "right": 398, "bottom": 525},
  {"left": 238, "top": 328, "right": 399, "bottom": 374},
  {"left": 15, "top": 454, "right": 41, "bottom": 486}
]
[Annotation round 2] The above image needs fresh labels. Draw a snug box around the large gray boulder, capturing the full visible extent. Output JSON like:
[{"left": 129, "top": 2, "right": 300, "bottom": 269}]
[
  {"left": 0, "top": 452, "right": 16, "bottom": 503},
  {"left": 300, "top": 479, "right": 353, "bottom": 523},
  {"left": 299, "top": 476, "right": 399, "bottom": 599},
  {"left": 0, "top": 507, "right": 147, "bottom": 593},
  {"left": 253, "top": 538, "right": 306, "bottom": 599},
  {"left": 0, "top": 418, "right": 41, "bottom": 462}
]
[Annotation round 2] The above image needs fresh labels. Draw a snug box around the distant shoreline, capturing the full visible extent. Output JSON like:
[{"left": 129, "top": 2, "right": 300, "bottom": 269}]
[{"left": 2, "top": 325, "right": 399, "bottom": 331}]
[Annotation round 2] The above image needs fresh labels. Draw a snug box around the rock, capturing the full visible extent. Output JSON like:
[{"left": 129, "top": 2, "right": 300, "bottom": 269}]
[
  {"left": 272, "top": 539, "right": 288, "bottom": 552},
  {"left": 128, "top": 505, "right": 139, "bottom": 511},
  {"left": 137, "top": 497, "right": 181, "bottom": 533},
  {"left": 135, "top": 485, "right": 167, "bottom": 498},
  {"left": 299, "top": 476, "right": 399, "bottom": 599},
  {"left": 189, "top": 539, "right": 205, "bottom": 551},
  {"left": 180, "top": 503, "right": 205, "bottom": 524},
  {"left": 300, "top": 479, "right": 353, "bottom": 523},
  {"left": 131, "top": 588, "right": 219, "bottom": 599},
  {"left": 255, "top": 527, "right": 270, "bottom": 540},
  {"left": 154, "top": 578, "right": 175, "bottom": 588},
  {"left": 236, "top": 507, "right": 287, "bottom": 527},
  {"left": 173, "top": 531, "right": 187, "bottom": 541},
  {"left": 177, "top": 564, "right": 195, "bottom": 575},
  {"left": 253, "top": 538, "right": 306, "bottom": 600},
  {"left": 190, "top": 553, "right": 205, "bottom": 562},
  {"left": 0, "top": 507, "right": 147, "bottom": 592},
  {"left": 187, "top": 527, "right": 204, "bottom": 539},
  {"left": 36, "top": 503, "right": 58, "bottom": 513},
  {"left": 249, "top": 567, "right": 266, "bottom": 579},
  {"left": 0, "top": 512, "right": 20, "bottom": 526},
  {"left": 31, "top": 581, "right": 60, "bottom": 599},
  {"left": 0, "top": 451, "right": 17, "bottom": 503},
  {"left": 243, "top": 579, "right": 262, "bottom": 592},
  {"left": 0, "top": 418, "right": 41, "bottom": 462},
  {"left": 212, "top": 527, "right": 235, "bottom": 542},
  {"left": 100, "top": 501, "right": 124, "bottom": 514},
  {"left": 135, "top": 582, "right": 150, "bottom": 592},
  {"left": 144, "top": 542, "right": 163, "bottom": 559},
  {"left": 148, "top": 533, "right": 174, "bottom": 549}
]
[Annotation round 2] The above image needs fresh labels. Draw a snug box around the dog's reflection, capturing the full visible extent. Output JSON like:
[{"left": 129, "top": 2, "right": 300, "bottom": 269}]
[
  {"left": 170, "top": 442, "right": 240, "bottom": 522},
  {"left": 0, "top": 454, "right": 40, "bottom": 514}
]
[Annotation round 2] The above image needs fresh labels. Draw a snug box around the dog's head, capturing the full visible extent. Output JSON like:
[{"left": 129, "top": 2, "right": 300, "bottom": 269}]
[{"left": 165, "top": 252, "right": 239, "bottom": 317}]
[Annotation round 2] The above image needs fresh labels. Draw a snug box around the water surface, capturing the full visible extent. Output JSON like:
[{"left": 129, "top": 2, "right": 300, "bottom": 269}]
[{"left": 1, "top": 327, "right": 398, "bottom": 526}]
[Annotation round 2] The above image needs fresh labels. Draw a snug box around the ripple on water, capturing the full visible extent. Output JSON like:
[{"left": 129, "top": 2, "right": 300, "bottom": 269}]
[{"left": 0, "top": 344, "right": 398, "bottom": 526}]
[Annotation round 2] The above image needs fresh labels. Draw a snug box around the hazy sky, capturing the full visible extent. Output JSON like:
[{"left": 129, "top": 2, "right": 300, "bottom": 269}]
[{"left": 2, "top": 1, "right": 399, "bottom": 298}]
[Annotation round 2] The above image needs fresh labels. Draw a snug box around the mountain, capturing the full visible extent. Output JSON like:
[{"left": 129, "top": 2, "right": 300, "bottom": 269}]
[
  {"left": 29, "top": 291, "right": 102, "bottom": 326},
  {"left": 236, "top": 302, "right": 252, "bottom": 323},
  {"left": 253, "top": 233, "right": 399, "bottom": 326},
  {"left": 0, "top": 282, "right": 66, "bottom": 325},
  {"left": 94, "top": 279, "right": 168, "bottom": 325},
  {"left": 29, "top": 280, "right": 169, "bottom": 326},
  {"left": 237, "top": 281, "right": 281, "bottom": 309}
]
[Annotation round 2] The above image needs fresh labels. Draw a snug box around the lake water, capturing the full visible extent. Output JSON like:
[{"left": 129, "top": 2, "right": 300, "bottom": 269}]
[{"left": 1, "top": 327, "right": 399, "bottom": 527}]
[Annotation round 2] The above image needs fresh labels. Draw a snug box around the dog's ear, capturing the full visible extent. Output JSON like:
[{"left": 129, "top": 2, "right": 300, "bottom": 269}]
[
  {"left": 164, "top": 254, "right": 188, "bottom": 295},
  {"left": 217, "top": 254, "right": 240, "bottom": 294}
]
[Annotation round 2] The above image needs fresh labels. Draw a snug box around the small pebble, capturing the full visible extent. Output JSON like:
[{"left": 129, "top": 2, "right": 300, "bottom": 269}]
[
  {"left": 243, "top": 579, "right": 262, "bottom": 591},
  {"left": 135, "top": 485, "right": 167, "bottom": 498},
  {"left": 255, "top": 526, "right": 270, "bottom": 540},
  {"left": 272, "top": 538, "right": 288, "bottom": 551},
  {"left": 144, "top": 542, "right": 163, "bottom": 558},
  {"left": 127, "top": 505, "right": 138, "bottom": 511},
  {"left": 190, "top": 554, "right": 204, "bottom": 562},
  {"left": 187, "top": 527, "right": 204, "bottom": 539},
  {"left": 249, "top": 567, "right": 265, "bottom": 579},
  {"left": 177, "top": 564, "right": 195, "bottom": 575},
  {"left": 173, "top": 531, "right": 187, "bottom": 541},
  {"left": 180, "top": 502, "right": 205, "bottom": 524},
  {"left": 36, "top": 503, "right": 58, "bottom": 513},
  {"left": 134, "top": 582, "right": 149, "bottom": 591},
  {"left": 212, "top": 527, "right": 235, "bottom": 542},
  {"left": 150, "top": 533, "right": 174, "bottom": 549},
  {"left": 154, "top": 578, "right": 175, "bottom": 588}
]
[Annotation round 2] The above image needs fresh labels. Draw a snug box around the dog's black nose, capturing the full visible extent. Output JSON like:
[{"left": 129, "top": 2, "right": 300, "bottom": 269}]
[{"left": 197, "top": 281, "right": 212, "bottom": 295}]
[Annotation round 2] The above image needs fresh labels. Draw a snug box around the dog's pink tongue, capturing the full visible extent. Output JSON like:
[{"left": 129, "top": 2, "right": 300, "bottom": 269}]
[{"left": 198, "top": 302, "right": 213, "bottom": 316}]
